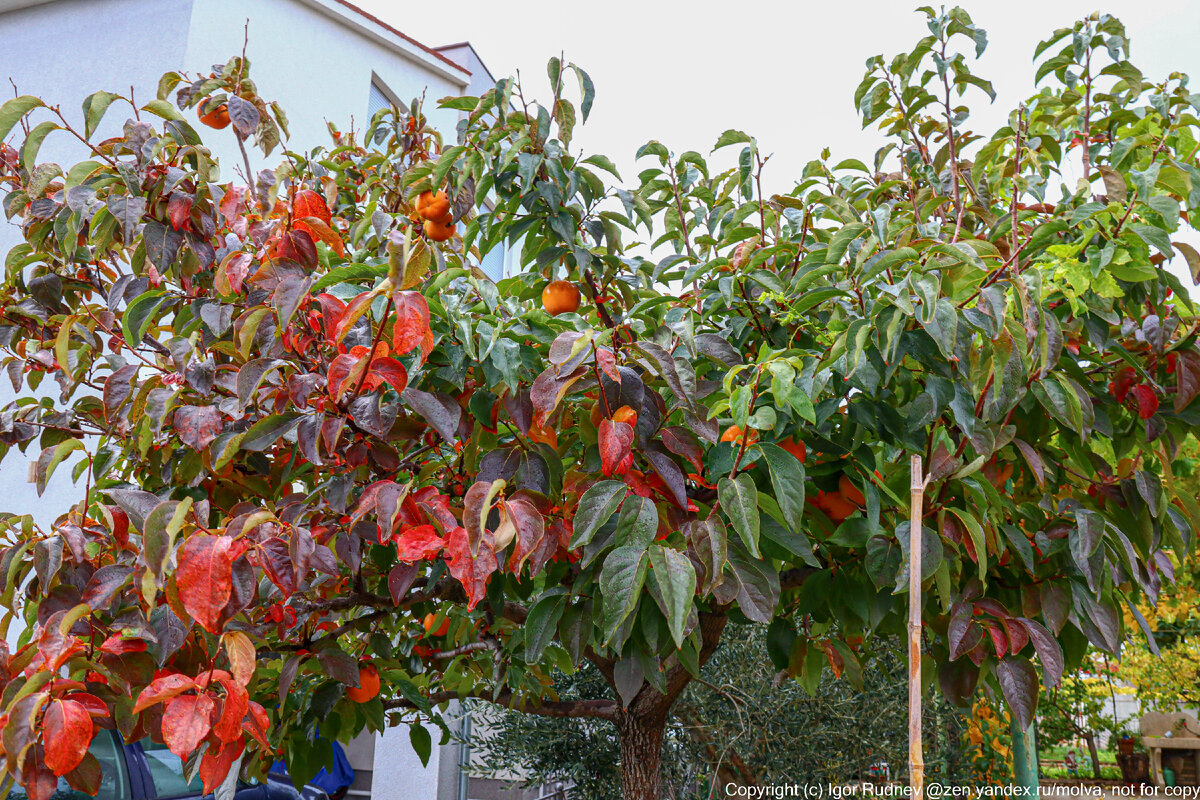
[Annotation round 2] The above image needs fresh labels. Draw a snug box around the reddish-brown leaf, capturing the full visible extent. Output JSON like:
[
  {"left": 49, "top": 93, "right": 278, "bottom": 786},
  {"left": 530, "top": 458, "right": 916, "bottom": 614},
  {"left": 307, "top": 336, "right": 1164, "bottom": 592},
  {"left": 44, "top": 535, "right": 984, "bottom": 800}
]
[
  {"left": 99, "top": 633, "right": 147, "bottom": 655},
  {"left": 221, "top": 252, "right": 252, "bottom": 294},
  {"left": 259, "top": 536, "right": 296, "bottom": 597},
  {"left": 200, "top": 739, "right": 245, "bottom": 795},
  {"left": 176, "top": 535, "right": 235, "bottom": 634},
  {"left": 242, "top": 701, "right": 271, "bottom": 750},
  {"left": 1133, "top": 383, "right": 1159, "bottom": 419},
  {"left": 293, "top": 189, "right": 331, "bottom": 224},
  {"left": 391, "top": 292, "right": 432, "bottom": 356},
  {"left": 296, "top": 217, "right": 345, "bottom": 257},
  {"left": 44, "top": 699, "right": 93, "bottom": 776},
  {"left": 326, "top": 352, "right": 366, "bottom": 400},
  {"left": 393, "top": 524, "right": 443, "bottom": 562},
  {"left": 595, "top": 347, "right": 621, "bottom": 384},
  {"left": 162, "top": 693, "right": 215, "bottom": 758},
  {"left": 133, "top": 673, "right": 197, "bottom": 713},
  {"left": 212, "top": 676, "right": 249, "bottom": 743},
  {"left": 598, "top": 419, "right": 635, "bottom": 477},
  {"left": 313, "top": 293, "right": 346, "bottom": 339},
  {"left": 168, "top": 194, "right": 193, "bottom": 231},
  {"left": 368, "top": 356, "right": 408, "bottom": 394},
  {"left": 173, "top": 406, "right": 223, "bottom": 451},
  {"left": 444, "top": 525, "right": 497, "bottom": 610}
]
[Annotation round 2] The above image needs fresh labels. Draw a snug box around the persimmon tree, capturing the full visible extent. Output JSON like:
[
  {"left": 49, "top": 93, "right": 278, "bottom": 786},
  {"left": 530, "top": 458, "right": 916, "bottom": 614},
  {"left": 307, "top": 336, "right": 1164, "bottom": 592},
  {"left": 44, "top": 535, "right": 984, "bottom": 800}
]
[{"left": 0, "top": 9, "right": 1198, "bottom": 799}]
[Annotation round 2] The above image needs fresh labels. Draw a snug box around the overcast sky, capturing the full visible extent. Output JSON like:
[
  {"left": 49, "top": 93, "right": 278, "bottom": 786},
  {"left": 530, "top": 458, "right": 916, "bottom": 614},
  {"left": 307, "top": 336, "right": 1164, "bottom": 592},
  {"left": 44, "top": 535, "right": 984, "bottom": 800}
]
[{"left": 362, "top": 0, "right": 1200, "bottom": 285}]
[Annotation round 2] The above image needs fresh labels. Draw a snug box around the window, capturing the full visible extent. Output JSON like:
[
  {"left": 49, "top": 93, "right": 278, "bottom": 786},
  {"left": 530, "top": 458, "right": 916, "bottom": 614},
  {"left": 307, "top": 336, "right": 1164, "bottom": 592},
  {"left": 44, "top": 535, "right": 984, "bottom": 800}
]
[
  {"left": 140, "top": 740, "right": 203, "bottom": 798},
  {"left": 3, "top": 730, "right": 129, "bottom": 800},
  {"left": 367, "top": 76, "right": 403, "bottom": 121}
]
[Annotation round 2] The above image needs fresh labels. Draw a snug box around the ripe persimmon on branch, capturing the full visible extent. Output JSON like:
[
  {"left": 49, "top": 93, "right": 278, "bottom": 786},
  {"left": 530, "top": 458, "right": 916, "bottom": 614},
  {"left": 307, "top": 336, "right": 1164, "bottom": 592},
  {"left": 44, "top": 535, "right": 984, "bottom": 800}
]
[{"left": 0, "top": 8, "right": 1198, "bottom": 800}]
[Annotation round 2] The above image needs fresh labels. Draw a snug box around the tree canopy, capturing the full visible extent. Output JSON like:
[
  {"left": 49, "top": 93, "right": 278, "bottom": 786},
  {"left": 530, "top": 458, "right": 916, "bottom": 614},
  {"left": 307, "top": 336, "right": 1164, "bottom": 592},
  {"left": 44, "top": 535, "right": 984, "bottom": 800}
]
[{"left": 0, "top": 8, "right": 1197, "bottom": 799}]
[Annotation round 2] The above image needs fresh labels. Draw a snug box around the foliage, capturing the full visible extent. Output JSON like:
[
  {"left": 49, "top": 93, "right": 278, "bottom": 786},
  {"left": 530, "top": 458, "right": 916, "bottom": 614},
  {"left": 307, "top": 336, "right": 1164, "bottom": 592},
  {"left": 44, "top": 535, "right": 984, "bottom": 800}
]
[
  {"left": 964, "top": 694, "right": 1012, "bottom": 785},
  {"left": 472, "top": 631, "right": 968, "bottom": 798},
  {"left": 0, "top": 7, "right": 1198, "bottom": 798}
]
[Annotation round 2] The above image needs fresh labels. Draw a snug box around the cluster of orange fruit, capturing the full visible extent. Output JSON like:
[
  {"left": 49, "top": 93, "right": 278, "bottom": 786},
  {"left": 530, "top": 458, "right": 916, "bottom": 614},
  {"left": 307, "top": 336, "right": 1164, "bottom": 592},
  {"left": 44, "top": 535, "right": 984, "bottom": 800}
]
[
  {"left": 417, "top": 190, "right": 455, "bottom": 241},
  {"left": 811, "top": 474, "right": 866, "bottom": 523}
]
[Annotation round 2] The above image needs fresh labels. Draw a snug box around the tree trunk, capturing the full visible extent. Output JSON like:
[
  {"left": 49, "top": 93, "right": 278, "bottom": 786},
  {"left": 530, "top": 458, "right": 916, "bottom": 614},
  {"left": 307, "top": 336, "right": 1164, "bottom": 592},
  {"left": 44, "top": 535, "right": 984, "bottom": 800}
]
[
  {"left": 617, "top": 708, "right": 669, "bottom": 800},
  {"left": 1085, "top": 731, "right": 1101, "bottom": 779}
]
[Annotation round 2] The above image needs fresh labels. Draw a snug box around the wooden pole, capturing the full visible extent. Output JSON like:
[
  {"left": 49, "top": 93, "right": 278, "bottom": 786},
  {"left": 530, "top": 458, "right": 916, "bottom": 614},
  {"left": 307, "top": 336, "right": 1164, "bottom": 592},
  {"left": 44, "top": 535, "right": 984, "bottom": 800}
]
[{"left": 909, "top": 454, "right": 925, "bottom": 800}]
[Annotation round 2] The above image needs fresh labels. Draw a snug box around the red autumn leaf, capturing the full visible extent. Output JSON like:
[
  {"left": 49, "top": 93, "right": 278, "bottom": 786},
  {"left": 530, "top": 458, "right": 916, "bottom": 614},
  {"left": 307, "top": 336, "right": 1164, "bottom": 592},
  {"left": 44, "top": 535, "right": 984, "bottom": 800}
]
[
  {"left": 218, "top": 184, "right": 245, "bottom": 226},
  {"left": 176, "top": 535, "right": 235, "bottom": 634},
  {"left": 598, "top": 419, "right": 635, "bottom": 476},
  {"left": 162, "top": 693, "right": 216, "bottom": 758},
  {"left": 326, "top": 352, "right": 366, "bottom": 400},
  {"left": 173, "top": 405, "right": 223, "bottom": 451},
  {"left": 393, "top": 524, "right": 443, "bottom": 562},
  {"left": 200, "top": 739, "right": 245, "bottom": 796},
  {"left": 65, "top": 693, "right": 108, "bottom": 717},
  {"left": 133, "top": 673, "right": 197, "bottom": 713},
  {"left": 277, "top": 229, "right": 318, "bottom": 269},
  {"left": 327, "top": 352, "right": 369, "bottom": 399},
  {"left": 99, "top": 633, "right": 148, "bottom": 655},
  {"left": 444, "top": 525, "right": 498, "bottom": 610},
  {"left": 392, "top": 292, "right": 431, "bottom": 356},
  {"left": 221, "top": 252, "right": 252, "bottom": 294},
  {"left": 31, "top": 615, "right": 85, "bottom": 673},
  {"left": 168, "top": 194, "right": 193, "bottom": 231},
  {"left": 21, "top": 757, "right": 57, "bottom": 800},
  {"left": 44, "top": 699, "right": 93, "bottom": 776},
  {"left": 1109, "top": 365, "right": 1136, "bottom": 403},
  {"left": 242, "top": 701, "right": 271, "bottom": 750},
  {"left": 333, "top": 291, "right": 375, "bottom": 343},
  {"left": 1133, "top": 383, "right": 1159, "bottom": 419},
  {"left": 595, "top": 347, "right": 621, "bottom": 384},
  {"left": 368, "top": 356, "right": 408, "bottom": 394},
  {"left": 293, "top": 188, "right": 331, "bottom": 224},
  {"left": 313, "top": 293, "right": 347, "bottom": 339},
  {"left": 212, "top": 676, "right": 249, "bottom": 743},
  {"left": 296, "top": 217, "right": 345, "bottom": 257}
]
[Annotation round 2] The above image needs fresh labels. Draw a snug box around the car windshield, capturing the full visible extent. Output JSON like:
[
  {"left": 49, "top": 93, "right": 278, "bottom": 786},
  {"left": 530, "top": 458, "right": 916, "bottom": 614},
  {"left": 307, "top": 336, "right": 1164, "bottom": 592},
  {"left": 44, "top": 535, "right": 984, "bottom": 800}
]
[
  {"left": 138, "top": 740, "right": 204, "bottom": 798},
  {"left": 3, "top": 729, "right": 129, "bottom": 800}
]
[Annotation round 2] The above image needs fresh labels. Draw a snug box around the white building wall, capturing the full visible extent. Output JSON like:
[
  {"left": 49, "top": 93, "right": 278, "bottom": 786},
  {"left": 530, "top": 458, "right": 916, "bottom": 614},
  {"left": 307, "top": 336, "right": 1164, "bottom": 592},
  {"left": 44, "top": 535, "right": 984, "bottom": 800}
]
[{"left": 180, "top": 0, "right": 469, "bottom": 177}]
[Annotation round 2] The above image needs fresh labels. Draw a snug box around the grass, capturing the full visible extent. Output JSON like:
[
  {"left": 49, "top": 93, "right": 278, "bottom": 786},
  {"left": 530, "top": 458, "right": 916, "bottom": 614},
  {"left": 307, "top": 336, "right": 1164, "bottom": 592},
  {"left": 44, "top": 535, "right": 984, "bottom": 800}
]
[{"left": 1040, "top": 744, "right": 1119, "bottom": 766}]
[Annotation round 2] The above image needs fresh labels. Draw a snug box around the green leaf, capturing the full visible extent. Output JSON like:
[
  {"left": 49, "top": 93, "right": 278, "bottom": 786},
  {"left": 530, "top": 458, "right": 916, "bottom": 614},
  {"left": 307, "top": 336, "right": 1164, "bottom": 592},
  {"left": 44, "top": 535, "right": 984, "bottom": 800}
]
[
  {"left": 121, "top": 290, "right": 170, "bottom": 348},
  {"left": 582, "top": 154, "right": 621, "bottom": 179},
  {"left": 649, "top": 546, "right": 696, "bottom": 648},
  {"left": 82, "top": 91, "right": 120, "bottom": 139},
  {"left": 141, "top": 99, "right": 182, "bottom": 121},
  {"left": 713, "top": 129, "right": 753, "bottom": 150},
  {"left": 36, "top": 439, "right": 85, "bottom": 496},
  {"left": 524, "top": 592, "right": 567, "bottom": 663},
  {"left": 718, "top": 473, "right": 760, "bottom": 558},
  {"left": 600, "top": 546, "right": 648, "bottom": 643},
  {"left": 757, "top": 443, "right": 806, "bottom": 534},
  {"left": 240, "top": 413, "right": 302, "bottom": 452},
  {"left": 613, "top": 495, "right": 658, "bottom": 549},
  {"left": 570, "top": 480, "right": 628, "bottom": 547},
  {"left": 0, "top": 95, "right": 44, "bottom": 141},
  {"left": 409, "top": 724, "right": 432, "bottom": 767},
  {"left": 21, "top": 120, "right": 58, "bottom": 170}
]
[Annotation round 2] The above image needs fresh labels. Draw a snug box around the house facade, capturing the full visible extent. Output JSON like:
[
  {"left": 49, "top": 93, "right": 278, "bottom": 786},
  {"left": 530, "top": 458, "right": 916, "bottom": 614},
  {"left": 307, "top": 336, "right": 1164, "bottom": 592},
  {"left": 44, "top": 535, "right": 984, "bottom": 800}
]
[{"left": 0, "top": 2, "right": 526, "bottom": 799}]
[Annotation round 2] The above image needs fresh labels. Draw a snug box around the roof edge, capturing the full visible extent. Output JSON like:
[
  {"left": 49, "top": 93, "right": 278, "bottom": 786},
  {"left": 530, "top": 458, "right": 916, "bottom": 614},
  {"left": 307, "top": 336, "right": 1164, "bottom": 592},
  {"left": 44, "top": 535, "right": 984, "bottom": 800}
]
[{"left": 331, "top": 0, "right": 469, "bottom": 76}]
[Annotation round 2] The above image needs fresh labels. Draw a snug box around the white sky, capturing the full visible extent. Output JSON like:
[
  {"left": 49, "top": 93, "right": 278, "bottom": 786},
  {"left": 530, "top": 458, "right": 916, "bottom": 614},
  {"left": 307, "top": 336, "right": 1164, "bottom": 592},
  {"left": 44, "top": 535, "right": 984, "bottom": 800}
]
[{"left": 363, "top": 0, "right": 1200, "bottom": 286}]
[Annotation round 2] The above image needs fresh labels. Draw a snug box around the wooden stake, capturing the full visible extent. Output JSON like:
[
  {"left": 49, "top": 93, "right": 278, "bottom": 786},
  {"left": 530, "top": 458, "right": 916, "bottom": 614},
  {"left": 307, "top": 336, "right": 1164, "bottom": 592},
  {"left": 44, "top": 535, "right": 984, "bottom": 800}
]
[{"left": 909, "top": 454, "right": 925, "bottom": 800}]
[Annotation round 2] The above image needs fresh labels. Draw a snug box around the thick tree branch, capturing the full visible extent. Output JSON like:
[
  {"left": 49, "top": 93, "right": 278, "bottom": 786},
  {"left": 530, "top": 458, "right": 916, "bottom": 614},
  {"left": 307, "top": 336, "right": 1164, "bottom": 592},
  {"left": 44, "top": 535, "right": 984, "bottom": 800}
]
[{"left": 385, "top": 688, "right": 618, "bottom": 721}]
